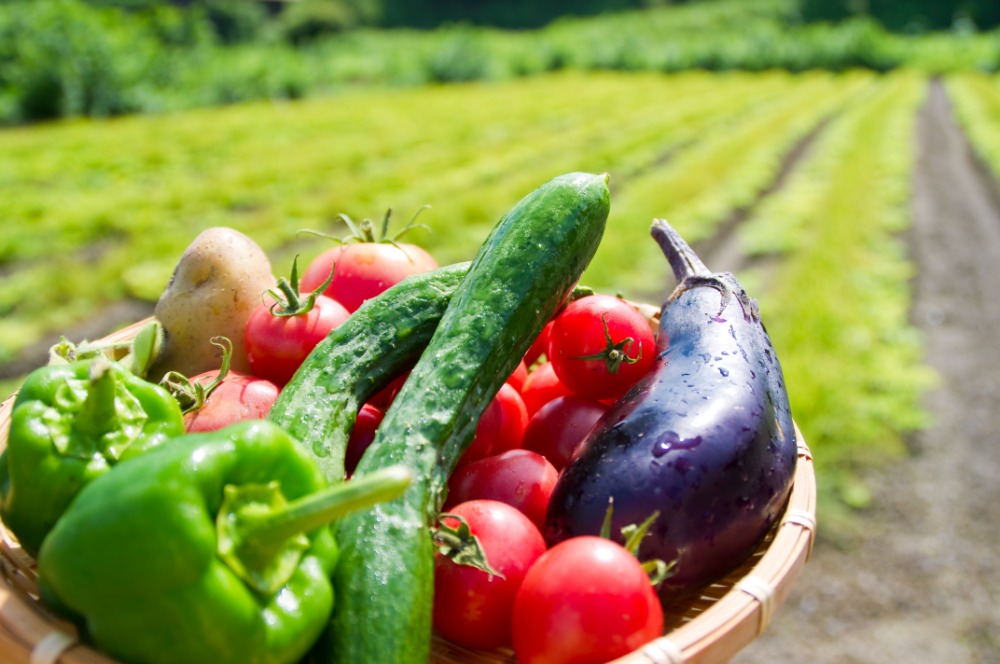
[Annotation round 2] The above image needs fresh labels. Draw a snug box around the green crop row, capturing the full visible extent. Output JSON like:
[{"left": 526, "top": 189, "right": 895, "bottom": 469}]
[
  {"left": 945, "top": 72, "right": 1000, "bottom": 184},
  {"left": 736, "top": 71, "right": 937, "bottom": 531},
  {"left": 0, "top": 71, "right": 943, "bottom": 528},
  {"left": 591, "top": 70, "right": 876, "bottom": 295},
  {"left": 3, "top": 0, "right": 1000, "bottom": 126},
  {"left": 2, "top": 70, "right": 866, "bottom": 369}
]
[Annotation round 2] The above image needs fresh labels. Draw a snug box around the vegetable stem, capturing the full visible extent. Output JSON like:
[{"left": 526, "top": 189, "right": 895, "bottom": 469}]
[
  {"left": 241, "top": 465, "right": 413, "bottom": 550},
  {"left": 651, "top": 218, "right": 711, "bottom": 281},
  {"left": 73, "top": 356, "right": 118, "bottom": 442}
]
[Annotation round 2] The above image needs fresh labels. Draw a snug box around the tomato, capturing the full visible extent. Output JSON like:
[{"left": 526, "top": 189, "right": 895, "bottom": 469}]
[
  {"left": 492, "top": 382, "right": 529, "bottom": 454},
  {"left": 433, "top": 500, "right": 546, "bottom": 651},
  {"left": 300, "top": 242, "right": 438, "bottom": 313},
  {"left": 548, "top": 295, "right": 656, "bottom": 401},
  {"left": 244, "top": 293, "right": 350, "bottom": 386},
  {"left": 458, "top": 382, "right": 528, "bottom": 467},
  {"left": 521, "top": 395, "right": 608, "bottom": 471},
  {"left": 344, "top": 403, "right": 385, "bottom": 475},
  {"left": 524, "top": 320, "right": 553, "bottom": 368},
  {"left": 459, "top": 395, "right": 504, "bottom": 467},
  {"left": 183, "top": 370, "right": 281, "bottom": 433},
  {"left": 520, "top": 361, "right": 573, "bottom": 418},
  {"left": 512, "top": 536, "right": 664, "bottom": 664},
  {"left": 445, "top": 449, "right": 558, "bottom": 531},
  {"left": 369, "top": 372, "right": 409, "bottom": 409},
  {"left": 508, "top": 360, "right": 529, "bottom": 393}
]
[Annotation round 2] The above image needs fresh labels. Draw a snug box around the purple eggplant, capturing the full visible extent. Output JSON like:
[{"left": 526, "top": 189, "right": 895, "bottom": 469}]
[{"left": 544, "top": 218, "right": 797, "bottom": 604}]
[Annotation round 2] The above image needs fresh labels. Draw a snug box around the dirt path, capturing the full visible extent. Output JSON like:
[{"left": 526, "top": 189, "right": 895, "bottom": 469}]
[{"left": 733, "top": 80, "right": 1000, "bottom": 663}]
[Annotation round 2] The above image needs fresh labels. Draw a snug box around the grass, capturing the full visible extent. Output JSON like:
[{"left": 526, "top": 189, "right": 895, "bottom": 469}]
[
  {"left": 739, "top": 70, "right": 938, "bottom": 531},
  {"left": 3, "top": 70, "right": 861, "bottom": 361},
  {"left": 1, "top": 69, "right": 943, "bottom": 524},
  {"left": 946, "top": 72, "right": 1000, "bottom": 183}
]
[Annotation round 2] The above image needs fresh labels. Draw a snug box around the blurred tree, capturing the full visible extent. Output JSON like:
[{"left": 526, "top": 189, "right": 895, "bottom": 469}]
[
  {"left": 79, "top": 0, "right": 267, "bottom": 42},
  {"left": 800, "top": 0, "right": 1000, "bottom": 30},
  {"left": 196, "top": 0, "right": 268, "bottom": 43},
  {"left": 0, "top": 0, "right": 158, "bottom": 121},
  {"left": 279, "top": 0, "right": 381, "bottom": 42},
  {"left": 378, "top": 0, "right": 653, "bottom": 29}
]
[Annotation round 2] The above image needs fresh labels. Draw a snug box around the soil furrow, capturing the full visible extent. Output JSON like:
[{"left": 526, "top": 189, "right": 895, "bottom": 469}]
[
  {"left": 694, "top": 114, "right": 832, "bottom": 276},
  {"left": 734, "top": 79, "right": 1000, "bottom": 664}
]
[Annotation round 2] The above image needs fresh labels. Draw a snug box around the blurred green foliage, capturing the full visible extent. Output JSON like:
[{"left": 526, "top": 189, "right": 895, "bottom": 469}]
[
  {"left": 76, "top": 0, "right": 998, "bottom": 31},
  {"left": 738, "top": 71, "right": 939, "bottom": 528},
  {"left": 1, "top": 0, "right": 999, "bottom": 125},
  {"left": 0, "top": 69, "right": 948, "bottom": 523},
  {"left": 948, "top": 73, "right": 1000, "bottom": 190},
  {"left": 0, "top": 0, "right": 160, "bottom": 121},
  {"left": 801, "top": 0, "right": 1000, "bottom": 32}
]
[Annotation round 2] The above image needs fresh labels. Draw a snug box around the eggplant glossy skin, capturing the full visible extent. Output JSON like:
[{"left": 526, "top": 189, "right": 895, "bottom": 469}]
[{"left": 544, "top": 219, "right": 797, "bottom": 604}]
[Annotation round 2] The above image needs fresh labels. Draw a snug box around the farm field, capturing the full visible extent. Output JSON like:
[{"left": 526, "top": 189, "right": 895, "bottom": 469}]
[
  {"left": 739, "top": 77, "right": 1000, "bottom": 663},
  {"left": 0, "top": 68, "right": 936, "bottom": 514},
  {"left": 4, "top": 65, "right": 1000, "bottom": 660}
]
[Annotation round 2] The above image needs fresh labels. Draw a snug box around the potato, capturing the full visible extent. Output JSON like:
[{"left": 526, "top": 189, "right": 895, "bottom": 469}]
[{"left": 148, "top": 227, "right": 275, "bottom": 381}]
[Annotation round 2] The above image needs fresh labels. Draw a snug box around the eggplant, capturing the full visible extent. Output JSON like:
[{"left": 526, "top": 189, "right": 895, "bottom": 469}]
[{"left": 544, "top": 218, "right": 797, "bottom": 604}]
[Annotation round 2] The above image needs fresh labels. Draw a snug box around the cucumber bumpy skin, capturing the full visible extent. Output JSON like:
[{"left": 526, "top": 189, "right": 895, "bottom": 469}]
[
  {"left": 320, "top": 172, "right": 610, "bottom": 664},
  {"left": 267, "top": 262, "right": 469, "bottom": 483}
]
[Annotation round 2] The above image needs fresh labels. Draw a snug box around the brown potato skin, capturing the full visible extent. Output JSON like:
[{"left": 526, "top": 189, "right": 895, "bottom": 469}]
[{"left": 148, "top": 227, "right": 275, "bottom": 381}]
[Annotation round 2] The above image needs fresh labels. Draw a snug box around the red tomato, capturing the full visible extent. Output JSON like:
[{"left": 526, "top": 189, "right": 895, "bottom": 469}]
[
  {"left": 459, "top": 396, "right": 504, "bottom": 467},
  {"left": 369, "top": 372, "right": 409, "bottom": 409},
  {"left": 244, "top": 293, "right": 350, "bottom": 386},
  {"left": 512, "top": 536, "right": 664, "bottom": 664},
  {"left": 184, "top": 370, "right": 281, "bottom": 433},
  {"left": 508, "top": 360, "right": 529, "bottom": 393},
  {"left": 344, "top": 403, "right": 385, "bottom": 476},
  {"left": 434, "top": 500, "right": 546, "bottom": 651},
  {"left": 492, "top": 382, "right": 529, "bottom": 454},
  {"left": 524, "top": 320, "right": 553, "bottom": 368},
  {"left": 520, "top": 361, "right": 573, "bottom": 418},
  {"left": 548, "top": 295, "right": 656, "bottom": 401},
  {"left": 521, "top": 395, "right": 608, "bottom": 471},
  {"left": 445, "top": 449, "right": 558, "bottom": 531},
  {"left": 301, "top": 242, "right": 438, "bottom": 313},
  {"left": 458, "top": 382, "right": 528, "bottom": 467}
]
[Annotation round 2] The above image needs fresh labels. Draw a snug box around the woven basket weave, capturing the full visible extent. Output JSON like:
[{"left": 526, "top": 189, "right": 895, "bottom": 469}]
[{"left": 0, "top": 317, "right": 816, "bottom": 664}]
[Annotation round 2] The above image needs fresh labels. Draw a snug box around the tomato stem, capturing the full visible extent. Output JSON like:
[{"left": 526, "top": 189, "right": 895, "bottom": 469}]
[
  {"left": 432, "top": 513, "right": 505, "bottom": 580},
  {"left": 570, "top": 313, "right": 643, "bottom": 375},
  {"left": 266, "top": 256, "right": 333, "bottom": 318},
  {"left": 160, "top": 337, "right": 233, "bottom": 413}
]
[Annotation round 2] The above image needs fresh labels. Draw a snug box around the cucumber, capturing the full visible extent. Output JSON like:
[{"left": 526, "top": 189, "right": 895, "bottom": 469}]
[
  {"left": 267, "top": 262, "right": 470, "bottom": 482},
  {"left": 322, "top": 172, "right": 610, "bottom": 664}
]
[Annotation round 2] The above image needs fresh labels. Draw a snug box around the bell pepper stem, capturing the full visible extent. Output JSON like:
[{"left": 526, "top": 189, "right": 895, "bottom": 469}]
[
  {"left": 217, "top": 465, "right": 413, "bottom": 593},
  {"left": 71, "top": 356, "right": 119, "bottom": 443},
  {"left": 239, "top": 465, "right": 413, "bottom": 553}
]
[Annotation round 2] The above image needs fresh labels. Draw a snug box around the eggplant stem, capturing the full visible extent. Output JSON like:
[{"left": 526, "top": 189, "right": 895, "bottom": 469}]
[
  {"left": 652, "top": 219, "right": 759, "bottom": 322},
  {"left": 651, "top": 218, "right": 711, "bottom": 281},
  {"left": 669, "top": 275, "right": 732, "bottom": 316}
]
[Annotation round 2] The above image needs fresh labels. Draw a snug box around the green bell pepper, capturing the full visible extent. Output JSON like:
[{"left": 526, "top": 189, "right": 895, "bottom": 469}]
[
  {"left": 0, "top": 355, "right": 185, "bottom": 555},
  {"left": 37, "top": 419, "right": 411, "bottom": 664}
]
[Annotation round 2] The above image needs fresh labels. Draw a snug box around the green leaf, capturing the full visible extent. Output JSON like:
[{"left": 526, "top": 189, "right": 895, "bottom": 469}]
[{"left": 123, "top": 321, "right": 163, "bottom": 378}]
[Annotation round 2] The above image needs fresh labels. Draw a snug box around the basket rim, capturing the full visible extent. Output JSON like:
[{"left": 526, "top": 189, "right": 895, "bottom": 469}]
[
  {"left": 0, "top": 317, "right": 816, "bottom": 664},
  {"left": 610, "top": 422, "right": 815, "bottom": 664}
]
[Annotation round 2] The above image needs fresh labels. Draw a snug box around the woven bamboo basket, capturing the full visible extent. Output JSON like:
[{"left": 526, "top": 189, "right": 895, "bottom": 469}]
[{"left": 0, "top": 315, "right": 816, "bottom": 664}]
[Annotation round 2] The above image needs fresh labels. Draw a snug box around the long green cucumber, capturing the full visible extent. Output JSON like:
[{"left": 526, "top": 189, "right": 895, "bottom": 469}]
[
  {"left": 322, "top": 172, "right": 611, "bottom": 664},
  {"left": 267, "top": 262, "right": 469, "bottom": 482}
]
